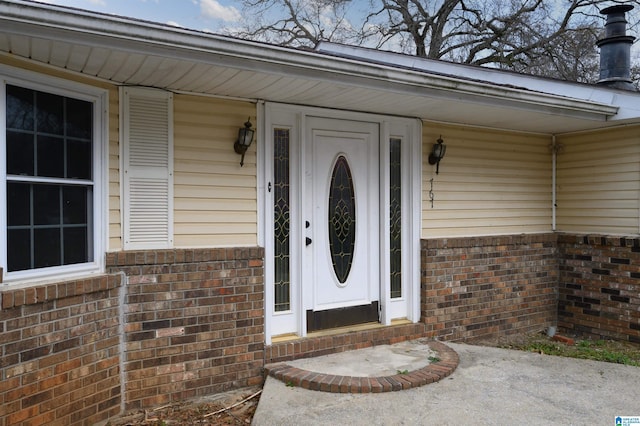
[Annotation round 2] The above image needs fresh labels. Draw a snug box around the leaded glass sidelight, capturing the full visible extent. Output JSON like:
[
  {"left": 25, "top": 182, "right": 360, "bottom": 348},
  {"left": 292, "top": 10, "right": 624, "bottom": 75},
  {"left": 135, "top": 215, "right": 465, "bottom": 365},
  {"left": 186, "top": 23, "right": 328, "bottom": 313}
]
[
  {"left": 328, "top": 155, "right": 356, "bottom": 283},
  {"left": 274, "top": 129, "right": 290, "bottom": 311},
  {"left": 390, "top": 138, "right": 402, "bottom": 298}
]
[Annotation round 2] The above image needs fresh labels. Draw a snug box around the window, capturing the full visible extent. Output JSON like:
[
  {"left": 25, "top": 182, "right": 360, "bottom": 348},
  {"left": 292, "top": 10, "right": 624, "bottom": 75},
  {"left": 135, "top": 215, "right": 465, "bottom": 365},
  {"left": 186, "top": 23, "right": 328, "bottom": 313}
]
[
  {"left": 389, "top": 138, "right": 402, "bottom": 298},
  {"left": 273, "top": 128, "right": 290, "bottom": 312},
  {"left": 2, "top": 73, "right": 105, "bottom": 282},
  {"left": 328, "top": 155, "right": 356, "bottom": 284}
]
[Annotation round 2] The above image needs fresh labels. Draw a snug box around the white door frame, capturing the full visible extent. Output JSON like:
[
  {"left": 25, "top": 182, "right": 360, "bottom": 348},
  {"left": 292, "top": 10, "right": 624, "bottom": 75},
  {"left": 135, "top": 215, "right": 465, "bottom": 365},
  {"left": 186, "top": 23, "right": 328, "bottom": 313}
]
[{"left": 262, "top": 103, "right": 422, "bottom": 344}]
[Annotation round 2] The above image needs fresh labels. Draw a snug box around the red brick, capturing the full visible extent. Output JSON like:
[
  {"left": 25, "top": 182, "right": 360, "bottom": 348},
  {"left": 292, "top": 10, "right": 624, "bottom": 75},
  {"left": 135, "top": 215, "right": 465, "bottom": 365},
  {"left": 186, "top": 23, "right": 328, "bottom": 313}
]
[
  {"left": 54, "top": 358, "right": 82, "bottom": 375},
  {"left": 6, "top": 405, "right": 39, "bottom": 424},
  {"left": 369, "top": 378, "right": 383, "bottom": 393},
  {"left": 0, "top": 376, "right": 20, "bottom": 393},
  {"left": 25, "top": 410, "right": 56, "bottom": 426},
  {"left": 552, "top": 335, "right": 575, "bottom": 345},
  {"left": 328, "top": 375, "right": 342, "bottom": 393},
  {"left": 2, "top": 291, "right": 14, "bottom": 309},
  {"left": 377, "top": 377, "right": 393, "bottom": 392}
]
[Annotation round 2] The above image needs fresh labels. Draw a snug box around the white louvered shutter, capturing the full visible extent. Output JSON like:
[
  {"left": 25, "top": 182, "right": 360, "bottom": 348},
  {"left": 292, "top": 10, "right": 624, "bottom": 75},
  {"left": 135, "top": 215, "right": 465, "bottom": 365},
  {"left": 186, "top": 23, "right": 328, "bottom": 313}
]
[{"left": 122, "top": 88, "right": 173, "bottom": 249}]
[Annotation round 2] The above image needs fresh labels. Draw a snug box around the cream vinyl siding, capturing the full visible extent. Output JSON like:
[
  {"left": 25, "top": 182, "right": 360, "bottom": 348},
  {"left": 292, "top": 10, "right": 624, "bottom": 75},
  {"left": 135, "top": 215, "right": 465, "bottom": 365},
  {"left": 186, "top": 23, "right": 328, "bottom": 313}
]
[
  {"left": 107, "top": 87, "right": 120, "bottom": 250},
  {"left": 556, "top": 126, "right": 640, "bottom": 235},
  {"left": 173, "top": 94, "right": 257, "bottom": 247},
  {"left": 422, "top": 123, "right": 552, "bottom": 238}
]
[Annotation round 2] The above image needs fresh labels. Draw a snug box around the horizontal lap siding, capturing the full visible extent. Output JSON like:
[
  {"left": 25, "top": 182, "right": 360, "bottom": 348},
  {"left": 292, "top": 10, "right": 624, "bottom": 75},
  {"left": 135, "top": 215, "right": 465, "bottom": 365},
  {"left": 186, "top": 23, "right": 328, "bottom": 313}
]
[
  {"left": 173, "top": 95, "right": 257, "bottom": 247},
  {"left": 556, "top": 127, "right": 640, "bottom": 235},
  {"left": 108, "top": 87, "right": 121, "bottom": 250},
  {"left": 422, "top": 123, "right": 552, "bottom": 238}
]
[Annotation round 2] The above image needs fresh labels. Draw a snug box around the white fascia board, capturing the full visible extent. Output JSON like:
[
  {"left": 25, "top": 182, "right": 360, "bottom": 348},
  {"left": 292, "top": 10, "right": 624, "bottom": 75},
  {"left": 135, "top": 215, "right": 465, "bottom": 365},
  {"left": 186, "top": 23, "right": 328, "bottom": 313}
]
[
  {"left": 0, "top": 0, "right": 620, "bottom": 121},
  {"left": 318, "top": 42, "right": 638, "bottom": 113}
]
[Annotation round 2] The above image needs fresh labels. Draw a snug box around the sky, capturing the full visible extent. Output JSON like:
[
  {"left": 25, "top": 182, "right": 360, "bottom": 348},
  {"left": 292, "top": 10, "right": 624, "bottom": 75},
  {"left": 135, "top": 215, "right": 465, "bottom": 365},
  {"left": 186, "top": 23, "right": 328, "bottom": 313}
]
[
  {"left": 39, "top": 0, "right": 248, "bottom": 33},
  {"left": 33, "top": 1, "right": 640, "bottom": 35},
  {"left": 29, "top": 0, "right": 640, "bottom": 60}
]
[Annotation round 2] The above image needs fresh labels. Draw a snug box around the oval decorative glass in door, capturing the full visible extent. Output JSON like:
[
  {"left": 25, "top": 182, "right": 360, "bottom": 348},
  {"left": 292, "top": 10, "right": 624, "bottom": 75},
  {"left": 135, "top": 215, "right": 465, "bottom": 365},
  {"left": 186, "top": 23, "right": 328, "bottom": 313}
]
[{"left": 328, "top": 155, "right": 356, "bottom": 283}]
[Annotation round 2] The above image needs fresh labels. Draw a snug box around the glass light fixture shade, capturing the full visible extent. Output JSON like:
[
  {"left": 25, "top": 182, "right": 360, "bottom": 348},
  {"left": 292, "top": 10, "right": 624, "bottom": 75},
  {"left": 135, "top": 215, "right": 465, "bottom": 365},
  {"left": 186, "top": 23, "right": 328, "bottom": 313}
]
[
  {"left": 428, "top": 137, "right": 446, "bottom": 174},
  {"left": 234, "top": 118, "right": 254, "bottom": 166},
  {"left": 237, "top": 126, "right": 254, "bottom": 148},
  {"left": 433, "top": 143, "right": 446, "bottom": 160},
  {"left": 428, "top": 137, "right": 446, "bottom": 165}
]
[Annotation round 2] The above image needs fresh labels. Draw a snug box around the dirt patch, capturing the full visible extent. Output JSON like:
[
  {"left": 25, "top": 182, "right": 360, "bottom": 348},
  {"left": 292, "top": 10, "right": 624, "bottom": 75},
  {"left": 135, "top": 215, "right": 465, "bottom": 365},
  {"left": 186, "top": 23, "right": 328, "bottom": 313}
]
[
  {"left": 106, "top": 387, "right": 261, "bottom": 425},
  {"left": 470, "top": 330, "right": 640, "bottom": 366}
]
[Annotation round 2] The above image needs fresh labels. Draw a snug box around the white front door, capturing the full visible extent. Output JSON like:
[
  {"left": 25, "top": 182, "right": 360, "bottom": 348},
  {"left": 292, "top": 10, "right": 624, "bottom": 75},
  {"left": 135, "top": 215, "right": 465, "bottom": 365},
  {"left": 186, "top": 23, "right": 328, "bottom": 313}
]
[
  {"left": 263, "top": 103, "right": 422, "bottom": 343},
  {"left": 304, "top": 117, "right": 380, "bottom": 331}
]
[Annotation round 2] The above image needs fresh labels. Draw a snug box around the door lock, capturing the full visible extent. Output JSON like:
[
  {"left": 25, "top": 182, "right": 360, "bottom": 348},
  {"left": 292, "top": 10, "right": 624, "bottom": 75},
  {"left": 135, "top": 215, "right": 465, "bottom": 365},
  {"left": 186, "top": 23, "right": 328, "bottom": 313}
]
[{"left": 306, "top": 237, "right": 312, "bottom": 246}]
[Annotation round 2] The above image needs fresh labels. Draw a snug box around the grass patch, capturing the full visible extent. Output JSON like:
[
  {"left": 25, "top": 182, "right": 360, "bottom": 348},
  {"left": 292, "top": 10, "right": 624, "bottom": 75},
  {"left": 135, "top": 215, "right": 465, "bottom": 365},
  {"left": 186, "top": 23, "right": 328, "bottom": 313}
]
[{"left": 504, "top": 336, "right": 640, "bottom": 367}]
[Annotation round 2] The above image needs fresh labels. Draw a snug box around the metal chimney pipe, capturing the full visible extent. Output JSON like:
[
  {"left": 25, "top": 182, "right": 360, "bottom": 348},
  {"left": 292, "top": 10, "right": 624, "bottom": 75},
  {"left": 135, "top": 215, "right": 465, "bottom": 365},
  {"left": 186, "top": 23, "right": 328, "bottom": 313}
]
[{"left": 597, "top": 4, "right": 636, "bottom": 91}]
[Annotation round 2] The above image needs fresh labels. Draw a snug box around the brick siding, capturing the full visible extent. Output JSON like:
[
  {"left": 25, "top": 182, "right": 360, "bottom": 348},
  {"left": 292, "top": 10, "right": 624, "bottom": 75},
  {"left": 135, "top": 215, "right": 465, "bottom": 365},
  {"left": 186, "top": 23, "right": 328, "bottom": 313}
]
[
  {"left": 106, "top": 247, "right": 264, "bottom": 411},
  {"left": 0, "top": 246, "right": 263, "bottom": 425},
  {"left": 558, "top": 234, "right": 640, "bottom": 343},
  {"left": 0, "top": 275, "right": 123, "bottom": 426},
  {"left": 2, "top": 234, "right": 640, "bottom": 424},
  {"left": 421, "top": 234, "right": 558, "bottom": 341}
]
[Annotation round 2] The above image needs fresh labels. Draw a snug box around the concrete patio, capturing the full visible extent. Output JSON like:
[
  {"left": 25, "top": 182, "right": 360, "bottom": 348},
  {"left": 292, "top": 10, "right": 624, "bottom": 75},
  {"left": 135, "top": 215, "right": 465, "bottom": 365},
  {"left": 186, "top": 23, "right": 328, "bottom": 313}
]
[{"left": 253, "top": 341, "right": 640, "bottom": 425}]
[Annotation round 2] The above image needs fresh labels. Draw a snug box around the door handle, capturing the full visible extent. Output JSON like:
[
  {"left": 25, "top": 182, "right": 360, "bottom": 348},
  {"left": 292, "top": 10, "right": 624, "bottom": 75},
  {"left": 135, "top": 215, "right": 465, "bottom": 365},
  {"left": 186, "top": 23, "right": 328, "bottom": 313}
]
[{"left": 306, "top": 237, "right": 312, "bottom": 246}]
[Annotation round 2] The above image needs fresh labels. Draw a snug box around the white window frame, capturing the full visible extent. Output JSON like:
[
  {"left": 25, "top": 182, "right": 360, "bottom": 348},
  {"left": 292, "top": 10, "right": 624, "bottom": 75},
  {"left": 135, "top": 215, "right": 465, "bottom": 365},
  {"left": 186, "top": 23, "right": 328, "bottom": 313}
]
[{"left": 0, "top": 65, "right": 107, "bottom": 285}]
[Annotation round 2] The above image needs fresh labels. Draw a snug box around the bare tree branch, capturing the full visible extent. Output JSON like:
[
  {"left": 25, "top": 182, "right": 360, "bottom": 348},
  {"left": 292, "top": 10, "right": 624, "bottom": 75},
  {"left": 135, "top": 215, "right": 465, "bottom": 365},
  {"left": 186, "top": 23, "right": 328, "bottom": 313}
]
[{"left": 225, "top": 0, "right": 640, "bottom": 84}]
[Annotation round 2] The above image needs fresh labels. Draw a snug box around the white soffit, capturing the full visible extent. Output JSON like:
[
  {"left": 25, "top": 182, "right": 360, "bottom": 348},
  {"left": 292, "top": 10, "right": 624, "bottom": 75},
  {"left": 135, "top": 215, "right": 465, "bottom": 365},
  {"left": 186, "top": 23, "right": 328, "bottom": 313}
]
[{"left": 0, "top": 0, "right": 635, "bottom": 134}]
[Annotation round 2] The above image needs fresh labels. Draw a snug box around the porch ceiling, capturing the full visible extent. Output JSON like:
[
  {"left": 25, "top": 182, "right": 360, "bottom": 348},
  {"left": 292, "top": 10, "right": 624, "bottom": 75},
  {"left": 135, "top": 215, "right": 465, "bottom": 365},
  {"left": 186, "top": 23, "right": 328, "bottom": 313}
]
[{"left": 0, "top": 1, "right": 631, "bottom": 135}]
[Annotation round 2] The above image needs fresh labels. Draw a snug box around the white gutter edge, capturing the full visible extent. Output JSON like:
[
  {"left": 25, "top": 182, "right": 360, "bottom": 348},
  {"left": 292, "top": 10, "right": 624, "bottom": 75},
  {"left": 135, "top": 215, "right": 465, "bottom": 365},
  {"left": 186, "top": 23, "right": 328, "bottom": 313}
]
[
  {"left": 318, "top": 42, "right": 636, "bottom": 110},
  {"left": 0, "top": 0, "right": 620, "bottom": 119}
]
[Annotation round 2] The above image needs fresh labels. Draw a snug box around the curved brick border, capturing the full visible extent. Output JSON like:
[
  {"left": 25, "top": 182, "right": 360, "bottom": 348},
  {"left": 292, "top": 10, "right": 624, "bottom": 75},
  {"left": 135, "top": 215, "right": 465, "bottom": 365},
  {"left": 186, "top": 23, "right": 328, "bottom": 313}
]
[{"left": 265, "top": 340, "right": 458, "bottom": 393}]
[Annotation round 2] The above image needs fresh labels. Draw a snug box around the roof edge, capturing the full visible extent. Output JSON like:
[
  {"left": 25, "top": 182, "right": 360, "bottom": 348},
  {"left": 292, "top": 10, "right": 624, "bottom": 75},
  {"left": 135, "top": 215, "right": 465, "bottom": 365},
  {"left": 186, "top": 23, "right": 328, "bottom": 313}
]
[{"left": 0, "top": 1, "right": 621, "bottom": 120}]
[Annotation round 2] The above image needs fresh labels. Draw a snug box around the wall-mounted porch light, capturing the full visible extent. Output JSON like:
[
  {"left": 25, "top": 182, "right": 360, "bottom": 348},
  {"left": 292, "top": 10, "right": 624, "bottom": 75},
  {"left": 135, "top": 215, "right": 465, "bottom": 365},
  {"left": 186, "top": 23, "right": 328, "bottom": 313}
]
[
  {"left": 428, "top": 136, "right": 446, "bottom": 174},
  {"left": 234, "top": 117, "right": 255, "bottom": 167}
]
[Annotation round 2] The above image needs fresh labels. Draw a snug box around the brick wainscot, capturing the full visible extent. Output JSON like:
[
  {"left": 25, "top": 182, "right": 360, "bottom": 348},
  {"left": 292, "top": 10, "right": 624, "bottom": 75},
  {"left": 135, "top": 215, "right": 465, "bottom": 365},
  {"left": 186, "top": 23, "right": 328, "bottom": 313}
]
[
  {"left": 421, "top": 234, "right": 559, "bottom": 341},
  {"left": 0, "top": 247, "right": 264, "bottom": 425},
  {"left": 0, "top": 275, "right": 122, "bottom": 425},
  {"left": 105, "top": 247, "right": 265, "bottom": 410},
  {"left": 558, "top": 234, "right": 640, "bottom": 343},
  {"left": 2, "top": 234, "right": 639, "bottom": 425}
]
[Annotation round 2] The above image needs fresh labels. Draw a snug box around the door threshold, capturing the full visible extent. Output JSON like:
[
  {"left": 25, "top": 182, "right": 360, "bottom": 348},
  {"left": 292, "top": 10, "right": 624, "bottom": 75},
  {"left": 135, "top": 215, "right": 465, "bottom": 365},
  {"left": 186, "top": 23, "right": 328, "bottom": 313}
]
[{"left": 270, "top": 319, "right": 412, "bottom": 344}]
